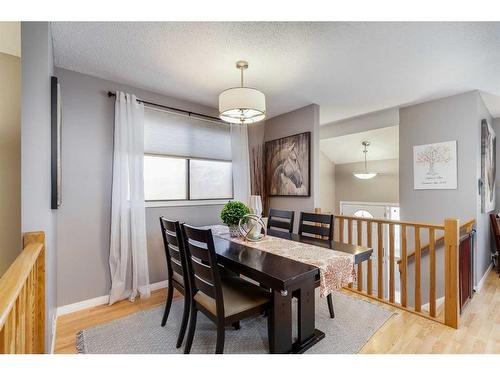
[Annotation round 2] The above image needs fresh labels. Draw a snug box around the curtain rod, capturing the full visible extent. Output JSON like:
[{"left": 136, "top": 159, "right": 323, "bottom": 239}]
[{"left": 107, "top": 91, "right": 223, "bottom": 123}]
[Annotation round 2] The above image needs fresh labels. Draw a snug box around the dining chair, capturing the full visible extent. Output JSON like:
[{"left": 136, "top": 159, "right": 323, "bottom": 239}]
[
  {"left": 181, "top": 224, "right": 272, "bottom": 354},
  {"left": 159, "top": 217, "right": 191, "bottom": 349},
  {"left": 298, "top": 211, "right": 334, "bottom": 240},
  {"left": 267, "top": 208, "right": 295, "bottom": 233},
  {"left": 298, "top": 211, "right": 336, "bottom": 318}
]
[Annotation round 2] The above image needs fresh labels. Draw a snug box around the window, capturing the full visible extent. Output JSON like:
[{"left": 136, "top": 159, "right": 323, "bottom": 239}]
[
  {"left": 353, "top": 209, "right": 374, "bottom": 218},
  {"left": 143, "top": 108, "right": 233, "bottom": 202}
]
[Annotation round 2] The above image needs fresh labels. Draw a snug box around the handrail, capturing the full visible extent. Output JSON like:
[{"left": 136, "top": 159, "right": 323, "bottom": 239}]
[
  {"left": 0, "top": 242, "right": 43, "bottom": 329},
  {"left": 333, "top": 214, "right": 446, "bottom": 230},
  {"left": 397, "top": 219, "right": 476, "bottom": 267},
  {"left": 0, "top": 231, "right": 45, "bottom": 354}
]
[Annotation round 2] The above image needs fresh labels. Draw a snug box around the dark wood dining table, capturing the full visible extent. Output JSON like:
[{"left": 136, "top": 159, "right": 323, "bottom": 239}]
[{"left": 212, "top": 229, "right": 373, "bottom": 354}]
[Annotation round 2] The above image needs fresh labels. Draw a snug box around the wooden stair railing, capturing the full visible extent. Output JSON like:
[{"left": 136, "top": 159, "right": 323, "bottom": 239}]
[
  {"left": 316, "top": 210, "right": 471, "bottom": 329},
  {"left": 396, "top": 219, "right": 476, "bottom": 271},
  {"left": 0, "top": 232, "right": 45, "bottom": 354}
]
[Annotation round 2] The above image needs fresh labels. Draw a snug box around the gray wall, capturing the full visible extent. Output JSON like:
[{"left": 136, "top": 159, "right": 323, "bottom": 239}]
[
  {"left": 335, "top": 159, "right": 399, "bottom": 213},
  {"left": 0, "top": 52, "right": 21, "bottom": 276},
  {"left": 320, "top": 107, "right": 399, "bottom": 139},
  {"left": 476, "top": 95, "right": 494, "bottom": 283},
  {"left": 319, "top": 151, "right": 335, "bottom": 213},
  {"left": 21, "top": 22, "right": 57, "bottom": 352},
  {"left": 399, "top": 91, "right": 492, "bottom": 300},
  {"left": 54, "top": 68, "right": 224, "bottom": 306},
  {"left": 263, "top": 104, "right": 320, "bottom": 229}
]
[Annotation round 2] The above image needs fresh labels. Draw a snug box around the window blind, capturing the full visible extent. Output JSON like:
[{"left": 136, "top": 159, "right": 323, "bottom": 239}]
[{"left": 144, "top": 107, "right": 231, "bottom": 160}]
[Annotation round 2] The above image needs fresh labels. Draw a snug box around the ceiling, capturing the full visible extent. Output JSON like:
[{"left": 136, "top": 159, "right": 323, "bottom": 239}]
[
  {"left": 51, "top": 22, "right": 500, "bottom": 124},
  {"left": 0, "top": 22, "right": 20, "bottom": 57},
  {"left": 320, "top": 126, "right": 399, "bottom": 164}
]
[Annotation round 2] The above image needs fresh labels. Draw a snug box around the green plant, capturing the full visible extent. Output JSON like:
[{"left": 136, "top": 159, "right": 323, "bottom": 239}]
[{"left": 220, "top": 201, "right": 250, "bottom": 226}]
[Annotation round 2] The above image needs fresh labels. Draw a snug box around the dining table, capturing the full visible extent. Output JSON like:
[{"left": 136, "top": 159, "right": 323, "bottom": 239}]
[{"left": 208, "top": 225, "right": 373, "bottom": 354}]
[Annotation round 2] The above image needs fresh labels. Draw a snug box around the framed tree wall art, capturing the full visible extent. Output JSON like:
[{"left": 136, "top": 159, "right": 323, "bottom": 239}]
[
  {"left": 413, "top": 140, "right": 457, "bottom": 190},
  {"left": 265, "top": 132, "right": 310, "bottom": 197}
]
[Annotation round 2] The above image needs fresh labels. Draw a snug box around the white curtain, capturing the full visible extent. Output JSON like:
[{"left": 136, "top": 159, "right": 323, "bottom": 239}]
[
  {"left": 230, "top": 123, "right": 251, "bottom": 204},
  {"left": 109, "top": 91, "right": 150, "bottom": 305}
]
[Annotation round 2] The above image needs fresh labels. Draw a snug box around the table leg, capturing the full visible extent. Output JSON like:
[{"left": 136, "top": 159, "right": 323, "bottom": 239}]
[
  {"left": 297, "top": 277, "right": 315, "bottom": 343},
  {"left": 269, "top": 289, "right": 292, "bottom": 354}
]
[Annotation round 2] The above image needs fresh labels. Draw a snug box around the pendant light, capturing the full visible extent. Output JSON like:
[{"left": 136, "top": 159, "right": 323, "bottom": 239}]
[
  {"left": 219, "top": 60, "right": 266, "bottom": 124},
  {"left": 353, "top": 141, "right": 378, "bottom": 180}
]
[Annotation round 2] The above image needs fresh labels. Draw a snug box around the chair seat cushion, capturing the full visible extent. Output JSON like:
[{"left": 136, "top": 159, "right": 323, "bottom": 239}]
[{"left": 194, "top": 277, "right": 270, "bottom": 318}]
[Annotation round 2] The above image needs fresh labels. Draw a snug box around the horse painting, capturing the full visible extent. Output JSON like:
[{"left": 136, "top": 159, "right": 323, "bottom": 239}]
[{"left": 265, "top": 132, "right": 310, "bottom": 196}]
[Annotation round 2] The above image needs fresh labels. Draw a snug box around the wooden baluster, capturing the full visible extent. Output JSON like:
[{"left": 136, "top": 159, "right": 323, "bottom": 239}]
[
  {"left": 0, "top": 327, "right": 4, "bottom": 353},
  {"left": 400, "top": 224, "right": 407, "bottom": 307},
  {"left": 26, "top": 269, "right": 35, "bottom": 353},
  {"left": 429, "top": 228, "right": 436, "bottom": 318},
  {"left": 347, "top": 219, "right": 353, "bottom": 244},
  {"left": 367, "top": 222, "right": 373, "bottom": 295},
  {"left": 414, "top": 226, "right": 421, "bottom": 312},
  {"left": 444, "top": 218, "right": 459, "bottom": 328},
  {"left": 36, "top": 247, "right": 45, "bottom": 354},
  {"left": 377, "top": 222, "right": 384, "bottom": 299},
  {"left": 7, "top": 303, "right": 16, "bottom": 353},
  {"left": 339, "top": 217, "right": 344, "bottom": 243},
  {"left": 389, "top": 224, "right": 395, "bottom": 303},
  {"left": 357, "top": 220, "right": 363, "bottom": 292}
]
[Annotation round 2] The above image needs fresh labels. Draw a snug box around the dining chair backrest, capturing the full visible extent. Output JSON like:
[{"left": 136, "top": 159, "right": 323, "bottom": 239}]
[
  {"left": 159, "top": 217, "right": 189, "bottom": 288},
  {"left": 298, "top": 212, "right": 334, "bottom": 240},
  {"left": 181, "top": 224, "right": 224, "bottom": 318},
  {"left": 267, "top": 208, "right": 295, "bottom": 233}
]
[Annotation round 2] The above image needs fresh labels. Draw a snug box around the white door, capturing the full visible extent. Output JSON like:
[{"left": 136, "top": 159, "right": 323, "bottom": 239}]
[{"left": 340, "top": 202, "right": 398, "bottom": 299}]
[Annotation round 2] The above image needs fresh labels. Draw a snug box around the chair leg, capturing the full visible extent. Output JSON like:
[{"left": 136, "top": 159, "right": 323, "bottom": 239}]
[
  {"left": 215, "top": 321, "right": 225, "bottom": 354},
  {"left": 161, "top": 282, "right": 174, "bottom": 327},
  {"left": 176, "top": 295, "right": 191, "bottom": 348},
  {"left": 184, "top": 304, "right": 197, "bottom": 354},
  {"left": 327, "top": 293, "right": 335, "bottom": 318},
  {"left": 232, "top": 321, "right": 240, "bottom": 330}
]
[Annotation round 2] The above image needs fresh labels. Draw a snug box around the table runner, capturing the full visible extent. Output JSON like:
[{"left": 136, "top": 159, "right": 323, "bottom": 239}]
[{"left": 208, "top": 225, "right": 356, "bottom": 297}]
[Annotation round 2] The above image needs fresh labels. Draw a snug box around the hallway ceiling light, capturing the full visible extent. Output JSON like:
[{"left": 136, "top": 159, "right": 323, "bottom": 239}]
[
  {"left": 353, "top": 141, "right": 378, "bottom": 180},
  {"left": 219, "top": 61, "right": 266, "bottom": 124}
]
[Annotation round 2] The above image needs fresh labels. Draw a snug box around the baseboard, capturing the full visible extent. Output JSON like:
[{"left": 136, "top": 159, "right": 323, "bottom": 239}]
[
  {"left": 50, "top": 313, "right": 58, "bottom": 354},
  {"left": 421, "top": 296, "right": 445, "bottom": 313},
  {"left": 474, "top": 263, "right": 493, "bottom": 293},
  {"left": 56, "top": 280, "right": 168, "bottom": 317}
]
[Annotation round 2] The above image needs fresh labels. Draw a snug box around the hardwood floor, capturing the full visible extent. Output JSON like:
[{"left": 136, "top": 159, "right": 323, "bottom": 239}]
[{"left": 54, "top": 270, "right": 500, "bottom": 354}]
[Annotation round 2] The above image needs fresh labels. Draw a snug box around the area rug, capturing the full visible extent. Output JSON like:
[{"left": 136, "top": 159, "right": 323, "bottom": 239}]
[{"left": 76, "top": 291, "right": 394, "bottom": 354}]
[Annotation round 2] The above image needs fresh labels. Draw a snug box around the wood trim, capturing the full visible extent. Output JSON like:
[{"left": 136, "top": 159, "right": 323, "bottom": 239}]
[
  {"left": 334, "top": 214, "right": 445, "bottom": 230},
  {"left": 0, "top": 232, "right": 45, "bottom": 354},
  {"left": 414, "top": 226, "right": 421, "bottom": 312},
  {"left": 397, "top": 219, "right": 475, "bottom": 266},
  {"left": 429, "top": 228, "right": 436, "bottom": 318},
  {"left": 367, "top": 222, "right": 373, "bottom": 295},
  {"left": 444, "top": 218, "right": 459, "bottom": 329},
  {"left": 377, "top": 222, "right": 383, "bottom": 299},
  {"left": 400, "top": 224, "right": 407, "bottom": 307}
]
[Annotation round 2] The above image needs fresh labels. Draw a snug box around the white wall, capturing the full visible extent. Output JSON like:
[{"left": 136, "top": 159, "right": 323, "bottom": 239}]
[
  {"left": 335, "top": 159, "right": 399, "bottom": 212},
  {"left": 263, "top": 104, "right": 320, "bottom": 229},
  {"left": 319, "top": 151, "right": 335, "bottom": 213},
  {"left": 21, "top": 22, "right": 57, "bottom": 352}
]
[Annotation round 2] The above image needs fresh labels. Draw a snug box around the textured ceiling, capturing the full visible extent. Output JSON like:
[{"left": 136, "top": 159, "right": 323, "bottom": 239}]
[
  {"left": 321, "top": 126, "right": 399, "bottom": 164},
  {"left": 51, "top": 22, "right": 500, "bottom": 124}
]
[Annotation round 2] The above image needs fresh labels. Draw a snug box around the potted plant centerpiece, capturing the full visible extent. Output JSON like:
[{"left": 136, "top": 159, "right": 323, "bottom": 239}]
[{"left": 220, "top": 201, "right": 250, "bottom": 237}]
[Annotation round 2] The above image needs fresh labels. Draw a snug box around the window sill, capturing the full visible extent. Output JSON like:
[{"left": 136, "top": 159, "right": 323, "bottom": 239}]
[{"left": 145, "top": 199, "right": 230, "bottom": 208}]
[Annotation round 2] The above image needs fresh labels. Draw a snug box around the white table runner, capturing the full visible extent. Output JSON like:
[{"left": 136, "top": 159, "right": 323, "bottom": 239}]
[{"left": 208, "top": 225, "right": 356, "bottom": 297}]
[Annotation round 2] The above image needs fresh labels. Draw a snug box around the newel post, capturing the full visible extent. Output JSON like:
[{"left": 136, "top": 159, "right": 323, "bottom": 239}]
[{"left": 444, "top": 218, "right": 459, "bottom": 329}]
